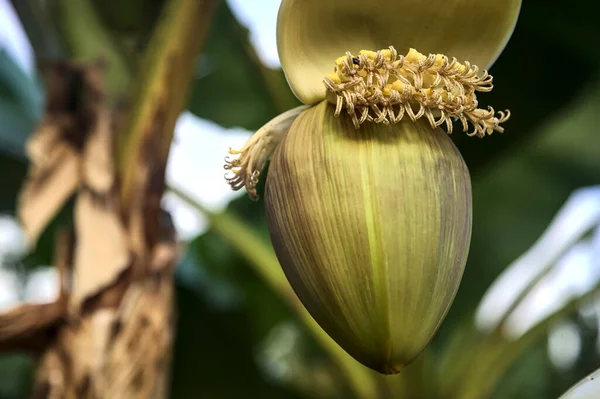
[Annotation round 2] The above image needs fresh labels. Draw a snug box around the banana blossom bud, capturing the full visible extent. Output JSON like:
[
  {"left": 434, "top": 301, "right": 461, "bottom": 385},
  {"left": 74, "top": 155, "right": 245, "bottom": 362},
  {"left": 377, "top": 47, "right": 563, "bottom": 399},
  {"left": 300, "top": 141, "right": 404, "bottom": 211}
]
[{"left": 224, "top": 0, "right": 521, "bottom": 374}]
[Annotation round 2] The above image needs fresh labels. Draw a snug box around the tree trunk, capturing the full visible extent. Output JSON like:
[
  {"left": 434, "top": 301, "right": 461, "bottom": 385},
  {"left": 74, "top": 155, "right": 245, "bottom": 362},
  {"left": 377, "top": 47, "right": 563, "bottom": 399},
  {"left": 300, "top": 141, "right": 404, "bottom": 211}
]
[
  {"left": 0, "top": 62, "right": 178, "bottom": 399},
  {"left": 0, "top": 1, "right": 216, "bottom": 397},
  {"left": 32, "top": 246, "right": 176, "bottom": 399}
]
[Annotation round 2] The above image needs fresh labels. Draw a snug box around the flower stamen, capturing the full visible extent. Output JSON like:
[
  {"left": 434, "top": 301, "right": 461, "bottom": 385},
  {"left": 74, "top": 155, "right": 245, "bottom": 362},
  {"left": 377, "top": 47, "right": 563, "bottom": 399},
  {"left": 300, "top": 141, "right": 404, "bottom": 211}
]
[
  {"left": 224, "top": 105, "right": 308, "bottom": 200},
  {"left": 323, "top": 46, "right": 510, "bottom": 137}
]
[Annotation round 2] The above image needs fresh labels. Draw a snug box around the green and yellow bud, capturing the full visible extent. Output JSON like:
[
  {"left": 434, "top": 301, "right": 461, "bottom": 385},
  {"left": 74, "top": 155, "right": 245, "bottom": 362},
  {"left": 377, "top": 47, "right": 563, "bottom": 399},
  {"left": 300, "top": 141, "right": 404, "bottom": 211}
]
[
  {"left": 225, "top": 0, "right": 520, "bottom": 375},
  {"left": 263, "top": 101, "right": 471, "bottom": 374}
]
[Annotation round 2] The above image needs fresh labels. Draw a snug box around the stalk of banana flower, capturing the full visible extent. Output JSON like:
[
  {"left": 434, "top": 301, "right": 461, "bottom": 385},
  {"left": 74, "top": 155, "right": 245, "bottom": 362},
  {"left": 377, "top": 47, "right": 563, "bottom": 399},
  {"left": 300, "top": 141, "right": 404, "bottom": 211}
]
[{"left": 225, "top": 0, "right": 521, "bottom": 375}]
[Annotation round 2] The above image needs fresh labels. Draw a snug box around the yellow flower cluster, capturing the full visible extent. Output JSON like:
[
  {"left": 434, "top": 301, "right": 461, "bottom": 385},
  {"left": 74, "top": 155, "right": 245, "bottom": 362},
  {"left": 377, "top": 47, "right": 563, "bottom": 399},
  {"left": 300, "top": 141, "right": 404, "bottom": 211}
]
[{"left": 324, "top": 46, "right": 510, "bottom": 137}]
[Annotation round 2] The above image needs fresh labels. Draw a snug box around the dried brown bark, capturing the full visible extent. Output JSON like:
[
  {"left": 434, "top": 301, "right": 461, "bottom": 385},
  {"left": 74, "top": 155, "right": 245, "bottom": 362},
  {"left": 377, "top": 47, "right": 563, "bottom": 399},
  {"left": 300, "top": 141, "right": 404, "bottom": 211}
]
[
  {"left": 31, "top": 242, "right": 176, "bottom": 399},
  {"left": 0, "top": 62, "right": 178, "bottom": 399}
]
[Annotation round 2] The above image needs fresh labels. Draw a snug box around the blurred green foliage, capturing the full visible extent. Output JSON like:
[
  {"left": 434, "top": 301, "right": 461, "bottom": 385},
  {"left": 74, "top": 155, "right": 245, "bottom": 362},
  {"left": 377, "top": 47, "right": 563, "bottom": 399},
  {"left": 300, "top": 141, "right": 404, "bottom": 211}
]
[
  {"left": 0, "top": 50, "right": 42, "bottom": 156},
  {"left": 170, "top": 274, "right": 309, "bottom": 399},
  {"left": 0, "top": 0, "right": 599, "bottom": 398},
  {"left": 189, "top": 3, "right": 300, "bottom": 130}
]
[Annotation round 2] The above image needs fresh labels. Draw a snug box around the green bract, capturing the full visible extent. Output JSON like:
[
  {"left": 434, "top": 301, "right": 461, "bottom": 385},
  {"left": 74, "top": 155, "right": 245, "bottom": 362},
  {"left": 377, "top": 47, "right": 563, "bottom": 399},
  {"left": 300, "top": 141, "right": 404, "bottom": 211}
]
[
  {"left": 277, "top": 0, "right": 522, "bottom": 104},
  {"left": 265, "top": 102, "right": 471, "bottom": 373}
]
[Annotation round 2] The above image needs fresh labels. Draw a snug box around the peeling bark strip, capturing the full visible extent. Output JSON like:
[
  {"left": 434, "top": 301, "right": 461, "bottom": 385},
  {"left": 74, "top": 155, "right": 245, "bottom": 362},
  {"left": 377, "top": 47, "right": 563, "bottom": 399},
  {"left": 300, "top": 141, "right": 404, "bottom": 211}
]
[
  {"left": 17, "top": 62, "right": 93, "bottom": 244},
  {"left": 70, "top": 101, "right": 129, "bottom": 311},
  {"left": 0, "top": 302, "right": 64, "bottom": 353},
  {"left": 17, "top": 62, "right": 133, "bottom": 310},
  {"left": 0, "top": 229, "right": 71, "bottom": 353},
  {"left": 0, "top": 62, "right": 178, "bottom": 399}
]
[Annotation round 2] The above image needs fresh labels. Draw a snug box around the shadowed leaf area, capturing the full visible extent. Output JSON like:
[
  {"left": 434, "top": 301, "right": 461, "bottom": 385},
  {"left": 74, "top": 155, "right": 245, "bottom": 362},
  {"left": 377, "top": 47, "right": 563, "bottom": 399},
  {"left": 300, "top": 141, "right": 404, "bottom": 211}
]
[{"left": 170, "top": 280, "right": 309, "bottom": 399}]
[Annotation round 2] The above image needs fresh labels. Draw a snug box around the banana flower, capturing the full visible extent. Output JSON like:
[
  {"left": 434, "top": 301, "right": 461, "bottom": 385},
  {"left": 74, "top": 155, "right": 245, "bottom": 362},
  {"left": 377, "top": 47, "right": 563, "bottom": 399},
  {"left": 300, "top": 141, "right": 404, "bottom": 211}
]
[{"left": 225, "top": 0, "right": 521, "bottom": 374}]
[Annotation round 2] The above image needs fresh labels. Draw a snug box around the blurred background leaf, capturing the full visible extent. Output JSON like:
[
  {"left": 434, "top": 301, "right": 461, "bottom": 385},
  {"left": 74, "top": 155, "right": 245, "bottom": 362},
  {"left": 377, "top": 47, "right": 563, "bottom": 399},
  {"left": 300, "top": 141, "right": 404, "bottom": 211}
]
[
  {"left": 171, "top": 275, "right": 310, "bottom": 399},
  {"left": 188, "top": 2, "right": 299, "bottom": 131},
  {"left": 0, "top": 49, "right": 41, "bottom": 156}
]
